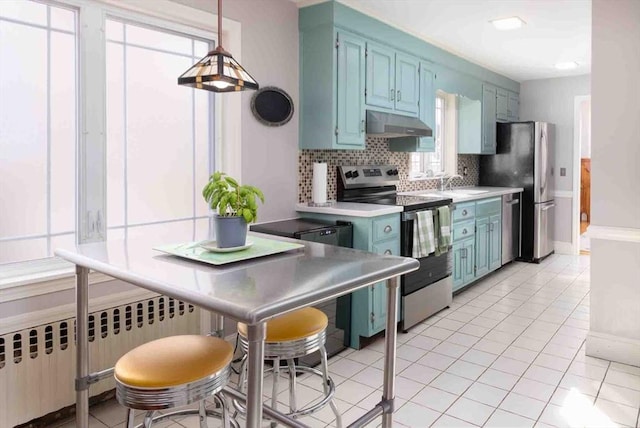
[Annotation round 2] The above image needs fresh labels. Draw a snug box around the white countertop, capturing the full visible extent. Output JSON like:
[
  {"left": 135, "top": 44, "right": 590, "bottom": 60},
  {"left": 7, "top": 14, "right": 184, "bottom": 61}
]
[
  {"left": 296, "top": 202, "right": 403, "bottom": 217},
  {"left": 399, "top": 186, "right": 523, "bottom": 203}
]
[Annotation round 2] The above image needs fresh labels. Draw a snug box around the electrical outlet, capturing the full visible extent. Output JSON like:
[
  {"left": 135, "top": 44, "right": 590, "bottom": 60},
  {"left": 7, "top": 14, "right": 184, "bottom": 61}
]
[{"left": 560, "top": 167, "right": 566, "bottom": 177}]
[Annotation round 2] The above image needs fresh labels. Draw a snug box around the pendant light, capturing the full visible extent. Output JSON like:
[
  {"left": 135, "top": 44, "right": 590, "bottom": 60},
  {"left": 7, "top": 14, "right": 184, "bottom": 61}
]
[{"left": 178, "top": 0, "right": 258, "bottom": 92}]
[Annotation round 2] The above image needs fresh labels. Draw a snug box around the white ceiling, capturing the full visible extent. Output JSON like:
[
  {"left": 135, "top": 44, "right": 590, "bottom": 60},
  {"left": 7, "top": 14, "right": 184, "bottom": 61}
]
[{"left": 294, "top": 0, "right": 591, "bottom": 82}]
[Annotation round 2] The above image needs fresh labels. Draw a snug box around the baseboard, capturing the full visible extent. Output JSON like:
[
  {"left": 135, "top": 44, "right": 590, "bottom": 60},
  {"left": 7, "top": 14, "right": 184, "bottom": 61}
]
[
  {"left": 586, "top": 331, "right": 640, "bottom": 367},
  {"left": 554, "top": 241, "right": 574, "bottom": 254}
]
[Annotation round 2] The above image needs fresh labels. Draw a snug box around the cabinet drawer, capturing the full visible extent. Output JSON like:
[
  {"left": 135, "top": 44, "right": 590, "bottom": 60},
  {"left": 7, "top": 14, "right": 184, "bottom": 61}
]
[
  {"left": 452, "top": 220, "right": 475, "bottom": 242},
  {"left": 453, "top": 202, "right": 476, "bottom": 222},
  {"left": 476, "top": 197, "right": 501, "bottom": 216},
  {"left": 372, "top": 237, "right": 400, "bottom": 256},
  {"left": 372, "top": 215, "right": 400, "bottom": 241}
]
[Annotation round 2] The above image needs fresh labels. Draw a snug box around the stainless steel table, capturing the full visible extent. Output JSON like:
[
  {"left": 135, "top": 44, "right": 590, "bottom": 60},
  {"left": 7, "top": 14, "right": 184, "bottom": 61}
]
[{"left": 55, "top": 233, "right": 419, "bottom": 428}]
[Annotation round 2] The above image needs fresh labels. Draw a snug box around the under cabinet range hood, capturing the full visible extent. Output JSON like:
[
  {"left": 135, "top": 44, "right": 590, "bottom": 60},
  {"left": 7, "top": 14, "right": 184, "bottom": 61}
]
[{"left": 366, "top": 110, "right": 433, "bottom": 138}]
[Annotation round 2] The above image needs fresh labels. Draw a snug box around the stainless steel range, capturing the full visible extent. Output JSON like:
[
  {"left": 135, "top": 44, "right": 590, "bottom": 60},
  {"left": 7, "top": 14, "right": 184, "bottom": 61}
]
[{"left": 337, "top": 165, "right": 454, "bottom": 332}]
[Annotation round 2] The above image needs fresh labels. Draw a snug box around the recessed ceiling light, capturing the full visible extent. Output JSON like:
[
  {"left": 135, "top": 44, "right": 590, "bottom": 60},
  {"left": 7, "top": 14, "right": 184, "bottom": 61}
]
[
  {"left": 490, "top": 16, "right": 526, "bottom": 31},
  {"left": 555, "top": 61, "right": 579, "bottom": 70}
]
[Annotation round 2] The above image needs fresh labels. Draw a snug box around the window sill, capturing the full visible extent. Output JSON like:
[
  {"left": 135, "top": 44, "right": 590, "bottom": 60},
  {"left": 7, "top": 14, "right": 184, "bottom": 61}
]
[
  {"left": 408, "top": 175, "right": 444, "bottom": 182},
  {"left": 0, "top": 258, "right": 112, "bottom": 304}
]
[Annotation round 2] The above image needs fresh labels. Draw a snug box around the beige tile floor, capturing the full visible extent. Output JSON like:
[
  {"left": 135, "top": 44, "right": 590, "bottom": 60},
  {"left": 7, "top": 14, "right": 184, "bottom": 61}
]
[{"left": 51, "top": 253, "right": 640, "bottom": 428}]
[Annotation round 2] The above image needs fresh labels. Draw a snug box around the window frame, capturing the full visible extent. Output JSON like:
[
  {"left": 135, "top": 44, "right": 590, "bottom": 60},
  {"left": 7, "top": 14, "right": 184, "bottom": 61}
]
[
  {"left": 0, "top": 0, "right": 243, "bottom": 302},
  {"left": 410, "top": 91, "right": 458, "bottom": 181}
]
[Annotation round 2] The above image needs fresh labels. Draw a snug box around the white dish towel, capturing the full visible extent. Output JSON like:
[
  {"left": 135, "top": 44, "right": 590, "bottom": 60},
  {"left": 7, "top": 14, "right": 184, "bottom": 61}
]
[{"left": 412, "top": 210, "right": 436, "bottom": 258}]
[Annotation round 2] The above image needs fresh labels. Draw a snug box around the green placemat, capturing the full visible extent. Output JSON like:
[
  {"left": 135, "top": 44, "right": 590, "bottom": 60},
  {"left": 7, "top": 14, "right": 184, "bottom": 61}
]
[{"left": 154, "top": 236, "right": 304, "bottom": 266}]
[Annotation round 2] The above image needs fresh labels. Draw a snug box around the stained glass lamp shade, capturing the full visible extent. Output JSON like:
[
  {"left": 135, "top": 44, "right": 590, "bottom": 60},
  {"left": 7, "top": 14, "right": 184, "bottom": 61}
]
[
  {"left": 178, "top": 0, "right": 258, "bottom": 93},
  {"left": 178, "top": 47, "right": 258, "bottom": 92}
]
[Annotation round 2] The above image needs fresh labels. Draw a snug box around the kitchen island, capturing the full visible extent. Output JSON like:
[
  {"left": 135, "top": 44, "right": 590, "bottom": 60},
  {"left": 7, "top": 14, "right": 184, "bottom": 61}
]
[{"left": 55, "top": 232, "right": 419, "bottom": 428}]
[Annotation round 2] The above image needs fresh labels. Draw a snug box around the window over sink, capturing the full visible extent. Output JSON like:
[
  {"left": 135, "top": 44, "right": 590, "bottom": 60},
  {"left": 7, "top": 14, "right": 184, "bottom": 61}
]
[{"left": 410, "top": 91, "right": 458, "bottom": 179}]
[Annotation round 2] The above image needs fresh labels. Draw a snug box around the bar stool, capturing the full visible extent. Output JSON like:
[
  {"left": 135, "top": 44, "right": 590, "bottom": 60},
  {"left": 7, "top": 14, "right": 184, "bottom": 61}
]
[
  {"left": 235, "top": 307, "right": 342, "bottom": 427},
  {"left": 114, "top": 335, "right": 236, "bottom": 428}
]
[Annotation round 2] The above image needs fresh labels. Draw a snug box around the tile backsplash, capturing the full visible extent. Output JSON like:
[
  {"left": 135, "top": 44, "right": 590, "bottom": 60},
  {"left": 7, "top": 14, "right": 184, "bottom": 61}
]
[{"left": 298, "top": 137, "right": 479, "bottom": 202}]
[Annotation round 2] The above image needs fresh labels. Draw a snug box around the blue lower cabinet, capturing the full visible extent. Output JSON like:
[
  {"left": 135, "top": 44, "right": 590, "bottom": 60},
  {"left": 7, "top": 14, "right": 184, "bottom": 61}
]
[
  {"left": 475, "top": 215, "right": 490, "bottom": 277},
  {"left": 452, "top": 196, "right": 504, "bottom": 292},
  {"left": 371, "top": 282, "right": 388, "bottom": 333},
  {"left": 453, "top": 237, "right": 475, "bottom": 292},
  {"left": 299, "top": 212, "right": 400, "bottom": 349},
  {"left": 489, "top": 214, "right": 502, "bottom": 271}
]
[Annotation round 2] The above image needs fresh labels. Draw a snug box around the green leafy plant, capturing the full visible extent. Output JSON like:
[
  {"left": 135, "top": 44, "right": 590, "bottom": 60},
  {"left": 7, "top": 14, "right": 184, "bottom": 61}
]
[{"left": 202, "top": 171, "right": 265, "bottom": 223}]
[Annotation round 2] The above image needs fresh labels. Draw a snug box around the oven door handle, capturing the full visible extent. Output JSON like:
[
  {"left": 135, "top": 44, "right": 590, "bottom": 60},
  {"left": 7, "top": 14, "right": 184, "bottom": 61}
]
[{"left": 402, "top": 209, "right": 439, "bottom": 221}]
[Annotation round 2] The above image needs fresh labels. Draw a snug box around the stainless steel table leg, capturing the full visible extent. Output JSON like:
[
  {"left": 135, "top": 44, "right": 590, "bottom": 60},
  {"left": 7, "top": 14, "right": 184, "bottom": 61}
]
[
  {"left": 382, "top": 276, "right": 399, "bottom": 428},
  {"left": 75, "top": 265, "right": 90, "bottom": 427},
  {"left": 246, "top": 322, "right": 267, "bottom": 428}
]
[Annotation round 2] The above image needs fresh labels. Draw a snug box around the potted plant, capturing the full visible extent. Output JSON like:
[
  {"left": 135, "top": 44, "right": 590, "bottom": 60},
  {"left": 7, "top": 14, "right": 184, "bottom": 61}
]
[{"left": 202, "top": 171, "right": 265, "bottom": 248}]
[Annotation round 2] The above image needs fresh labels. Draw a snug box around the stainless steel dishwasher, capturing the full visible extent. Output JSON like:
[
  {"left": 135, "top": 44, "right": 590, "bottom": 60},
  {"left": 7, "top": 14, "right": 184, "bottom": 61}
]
[{"left": 502, "top": 193, "right": 522, "bottom": 265}]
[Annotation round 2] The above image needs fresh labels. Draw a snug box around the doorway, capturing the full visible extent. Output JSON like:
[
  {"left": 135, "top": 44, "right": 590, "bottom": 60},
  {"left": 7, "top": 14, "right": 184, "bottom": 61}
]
[{"left": 573, "top": 95, "right": 591, "bottom": 254}]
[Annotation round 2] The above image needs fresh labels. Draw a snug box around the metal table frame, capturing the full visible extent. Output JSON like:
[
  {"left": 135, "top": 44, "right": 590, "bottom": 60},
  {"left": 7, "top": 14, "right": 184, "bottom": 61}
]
[{"left": 59, "top": 236, "right": 417, "bottom": 428}]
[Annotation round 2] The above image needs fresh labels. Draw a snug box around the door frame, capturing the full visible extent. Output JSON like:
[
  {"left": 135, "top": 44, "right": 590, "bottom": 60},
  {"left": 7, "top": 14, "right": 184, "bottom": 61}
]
[{"left": 572, "top": 95, "right": 591, "bottom": 254}]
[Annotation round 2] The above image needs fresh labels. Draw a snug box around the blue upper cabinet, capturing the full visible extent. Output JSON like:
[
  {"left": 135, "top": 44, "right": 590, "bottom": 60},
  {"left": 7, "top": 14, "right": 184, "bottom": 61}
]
[
  {"left": 365, "top": 42, "right": 395, "bottom": 110},
  {"left": 394, "top": 53, "right": 420, "bottom": 115},
  {"left": 337, "top": 32, "right": 366, "bottom": 147},
  {"left": 457, "top": 84, "right": 496, "bottom": 155},
  {"left": 507, "top": 91, "right": 519, "bottom": 121},
  {"left": 496, "top": 88, "right": 509, "bottom": 122},
  {"left": 298, "top": 1, "right": 520, "bottom": 151},
  {"left": 482, "top": 83, "right": 497, "bottom": 154},
  {"left": 365, "top": 44, "right": 419, "bottom": 116},
  {"left": 497, "top": 88, "right": 519, "bottom": 122},
  {"left": 389, "top": 62, "right": 435, "bottom": 152},
  {"left": 457, "top": 96, "right": 482, "bottom": 154},
  {"left": 299, "top": 25, "right": 365, "bottom": 150}
]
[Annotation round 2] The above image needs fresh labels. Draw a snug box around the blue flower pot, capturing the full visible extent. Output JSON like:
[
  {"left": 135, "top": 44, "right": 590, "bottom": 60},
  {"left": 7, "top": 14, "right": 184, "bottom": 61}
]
[{"left": 214, "top": 215, "right": 248, "bottom": 248}]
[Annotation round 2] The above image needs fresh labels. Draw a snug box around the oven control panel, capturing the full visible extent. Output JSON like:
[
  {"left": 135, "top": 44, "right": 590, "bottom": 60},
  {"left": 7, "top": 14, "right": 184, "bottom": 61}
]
[{"left": 338, "top": 165, "right": 399, "bottom": 189}]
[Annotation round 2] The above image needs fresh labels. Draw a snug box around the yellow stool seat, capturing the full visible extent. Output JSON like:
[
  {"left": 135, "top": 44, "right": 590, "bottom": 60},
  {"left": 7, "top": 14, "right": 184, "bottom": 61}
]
[
  {"left": 238, "top": 307, "right": 328, "bottom": 342},
  {"left": 115, "top": 335, "right": 233, "bottom": 388}
]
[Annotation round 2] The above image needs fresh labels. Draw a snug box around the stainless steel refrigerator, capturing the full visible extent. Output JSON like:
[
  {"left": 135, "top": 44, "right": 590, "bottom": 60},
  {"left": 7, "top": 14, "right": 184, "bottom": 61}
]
[{"left": 480, "top": 122, "right": 555, "bottom": 262}]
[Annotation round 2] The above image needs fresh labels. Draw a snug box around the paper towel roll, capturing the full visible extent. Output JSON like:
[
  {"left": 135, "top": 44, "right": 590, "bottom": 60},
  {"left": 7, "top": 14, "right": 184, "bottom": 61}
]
[{"left": 312, "top": 162, "right": 328, "bottom": 204}]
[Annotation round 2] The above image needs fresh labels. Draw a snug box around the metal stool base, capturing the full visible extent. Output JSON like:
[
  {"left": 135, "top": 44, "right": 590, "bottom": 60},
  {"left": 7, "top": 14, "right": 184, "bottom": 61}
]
[{"left": 235, "top": 330, "right": 342, "bottom": 427}]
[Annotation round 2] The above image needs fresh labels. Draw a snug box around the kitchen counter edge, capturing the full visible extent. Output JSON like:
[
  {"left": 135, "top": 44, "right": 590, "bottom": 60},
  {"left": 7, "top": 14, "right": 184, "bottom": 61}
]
[
  {"left": 399, "top": 187, "right": 524, "bottom": 203},
  {"left": 296, "top": 202, "right": 403, "bottom": 217}
]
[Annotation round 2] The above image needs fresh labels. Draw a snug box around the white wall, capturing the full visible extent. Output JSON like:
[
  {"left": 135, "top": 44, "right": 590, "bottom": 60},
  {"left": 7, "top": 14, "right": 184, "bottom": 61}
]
[
  {"left": 587, "top": 0, "right": 640, "bottom": 366},
  {"left": 519, "top": 74, "right": 591, "bottom": 244},
  {"left": 171, "top": 0, "right": 300, "bottom": 222}
]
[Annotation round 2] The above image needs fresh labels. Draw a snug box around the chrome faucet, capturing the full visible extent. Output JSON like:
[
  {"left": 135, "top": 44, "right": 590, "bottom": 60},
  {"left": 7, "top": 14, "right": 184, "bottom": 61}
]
[{"left": 439, "top": 174, "right": 463, "bottom": 191}]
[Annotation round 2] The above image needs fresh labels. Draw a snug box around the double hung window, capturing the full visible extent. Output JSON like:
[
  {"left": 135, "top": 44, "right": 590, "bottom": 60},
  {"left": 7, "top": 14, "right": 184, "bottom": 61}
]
[
  {"left": 410, "top": 94, "right": 446, "bottom": 178},
  {"left": 0, "top": 1, "right": 216, "bottom": 268}
]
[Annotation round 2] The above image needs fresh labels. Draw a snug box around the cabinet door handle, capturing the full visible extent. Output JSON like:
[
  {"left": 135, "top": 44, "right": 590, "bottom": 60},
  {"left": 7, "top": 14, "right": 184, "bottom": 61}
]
[
  {"left": 360, "top": 119, "right": 365, "bottom": 133},
  {"left": 384, "top": 225, "right": 392, "bottom": 233},
  {"left": 462, "top": 229, "right": 468, "bottom": 235},
  {"left": 397, "top": 90, "right": 401, "bottom": 101},
  {"left": 384, "top": 249, "right": 392, "bottom": 255},
  {"left": 462, "top": 209, "right": 468, "bottom": 216},
  {"left": 390, "top": 89, "right": 395, "bottom": 101}
]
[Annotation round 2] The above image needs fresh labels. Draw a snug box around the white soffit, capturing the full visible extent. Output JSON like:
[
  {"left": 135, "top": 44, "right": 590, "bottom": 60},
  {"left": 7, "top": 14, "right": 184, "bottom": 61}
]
[{"left": 294, "top": 0, "right": 591, "bottom": 82}]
